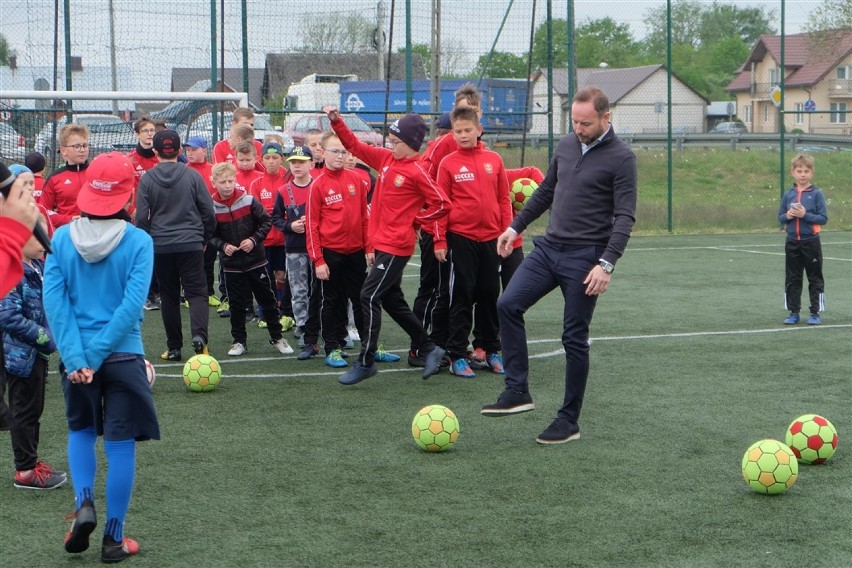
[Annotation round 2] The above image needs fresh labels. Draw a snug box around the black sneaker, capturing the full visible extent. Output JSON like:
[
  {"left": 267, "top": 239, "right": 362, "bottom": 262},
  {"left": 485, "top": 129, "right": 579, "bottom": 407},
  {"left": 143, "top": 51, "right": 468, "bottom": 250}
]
[
  {"left": 191, "top": 336, "right": 208, "bottom": 355},
  {"left": 64, "top": 499, "right": 97, "bottom": 553},
  {"left": 407, "top": 350, "right": 425, "bottom": 368},
  {"left": 159, "top": 349, "right": 181, "bottom": 361},
  {"left": 339, "top": 362, "right": 378, "bottom": 385},
  {"left": 535, "top": 418, "right": 581, "bottom": 445},
  {"left": 421, "top": 346, "right": 446, "bottom": 380},
  {"left": 297, "top": 344, "right": 319, "bottom": 360},
  {"left": 480, "top": 389, "right": 535, "bottom": 416},
  {"left": 101, "top": 535, "right": 139, "bottom": 563}
]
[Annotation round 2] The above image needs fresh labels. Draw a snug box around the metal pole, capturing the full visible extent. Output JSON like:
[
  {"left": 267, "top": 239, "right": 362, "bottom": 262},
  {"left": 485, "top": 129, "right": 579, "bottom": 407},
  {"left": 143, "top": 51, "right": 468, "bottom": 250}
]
[
  {"left": 405, "top": 0, "right": 412, "bottom": 111},
  {"left": 477, "top": 0, "right": 515, "bottom": 85},
  {"left": 108, "top": 0, "right": 119, "bottom": 116},
  {"left": 242, "top": 0, "right": 249, "bottom": 99},
  {"left": 382, "top": 0, "right": 396, "bottom": 141},
  {"left": 666, "top": 0, "right": 673, "bottom": 233},
  {"left": 430, "top": 0, "right": 441, "bottom": 128},
  {"left": 63, "top": 0, "right": 72, "bottom": 117},
  {"left": 779, "top": 0, "right": 786, "bottom": 201},
  {"left": 520, "top": 0, "right": 537, "bottom": 166},
  {"left": 566, "top": 0, "right": 575, "bottom": 110},
  {"left": 546, "top": 0, "right": 553, "bottom": 159},
  {"left": 377, "top": 1, "right": 386, "bottom": 80},
  {"left": 210, "top": 0, "right": 218, "bottom": 143}
]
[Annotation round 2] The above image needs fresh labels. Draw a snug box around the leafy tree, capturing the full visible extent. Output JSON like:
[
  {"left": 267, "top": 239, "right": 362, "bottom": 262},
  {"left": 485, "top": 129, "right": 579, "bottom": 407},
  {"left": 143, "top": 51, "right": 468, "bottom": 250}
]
[
  {"left": 398, "top": 40, "right": 470, "bottom": 78},
  {"left": 805, "top": 0, "right": 852, "bottom": 32},
  {"left": 531, "top": 19, "right": 569, "bottom": 69},
  {"left": 0, "top": 34, "right": 12, "bottom": 66},
  {"left": 299, "top": 13, "right": 374, "bottom": 53},
  {"left": 473, "top": 51, "right": 528, "bottom": 79},
  {"left": 575, "top": 17, "right": 642, "bottom": 68}
]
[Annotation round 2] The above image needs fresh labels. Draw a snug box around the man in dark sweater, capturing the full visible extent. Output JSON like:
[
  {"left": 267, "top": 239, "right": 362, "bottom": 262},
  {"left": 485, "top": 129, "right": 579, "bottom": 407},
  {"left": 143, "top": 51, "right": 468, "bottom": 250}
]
[
  {"left": 480, "top": 86, "right": 637, "bottom": 444},
  {"left": 135, "top": 130, "right": 216, "bottom": 361}
]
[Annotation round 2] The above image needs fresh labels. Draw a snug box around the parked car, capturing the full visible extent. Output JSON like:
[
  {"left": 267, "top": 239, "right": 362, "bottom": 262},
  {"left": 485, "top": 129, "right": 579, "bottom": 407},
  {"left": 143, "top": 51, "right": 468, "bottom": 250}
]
[
  {"left": 175, "top": 112, "right": 294, "bottom": 150},
  {"left": 0, "top": 122, "right": 27, "bottom": 165},
  {"left": 35, "top": 114, "right": 135, "bottom": 157},
  {"left": 286, "top": 114, "right": 383, "bottom": 147},
  {"left": 711, "top": 121, "right": 748, "bottom": 134}
]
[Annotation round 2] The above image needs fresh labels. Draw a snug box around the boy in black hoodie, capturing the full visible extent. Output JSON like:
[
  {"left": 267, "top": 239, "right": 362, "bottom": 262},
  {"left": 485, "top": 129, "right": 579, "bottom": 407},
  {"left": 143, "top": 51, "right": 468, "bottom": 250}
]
[{"left": 135, "top": 130, "right": 216, "bottom": 361}]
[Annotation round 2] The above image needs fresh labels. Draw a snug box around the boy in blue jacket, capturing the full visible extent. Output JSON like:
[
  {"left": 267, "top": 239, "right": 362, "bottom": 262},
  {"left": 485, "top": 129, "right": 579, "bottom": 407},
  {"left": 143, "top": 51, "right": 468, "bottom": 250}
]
[
  {"left": 0, "top": 207, "right": 66, "bottom": 490},
  {"left": 44, "top": 152, "right": 159, "bottom": 563},
  {"left": 778, "top": 154, "right": 829, "bottom": 325}
]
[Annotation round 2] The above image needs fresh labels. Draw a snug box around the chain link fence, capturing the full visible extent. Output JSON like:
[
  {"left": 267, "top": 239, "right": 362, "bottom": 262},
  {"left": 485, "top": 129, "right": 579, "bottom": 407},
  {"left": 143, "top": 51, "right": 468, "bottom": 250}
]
[{"left": 1, "top": 0, "right": 849, "bottom": 232}]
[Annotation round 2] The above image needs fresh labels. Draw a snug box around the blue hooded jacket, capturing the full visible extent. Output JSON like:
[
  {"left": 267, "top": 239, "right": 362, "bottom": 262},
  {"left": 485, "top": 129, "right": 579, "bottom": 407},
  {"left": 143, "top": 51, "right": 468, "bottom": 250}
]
[{"left": 0, "top": 259, "right": 57, "bottom": 377}]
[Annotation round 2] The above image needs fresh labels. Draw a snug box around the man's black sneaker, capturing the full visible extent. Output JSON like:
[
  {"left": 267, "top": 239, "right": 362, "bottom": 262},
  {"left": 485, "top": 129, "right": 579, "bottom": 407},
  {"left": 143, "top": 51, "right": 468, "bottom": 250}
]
[
  {"left": 408, "top": 350, "right": 425, "bottom": 368},
  {"left": 191, "top": 336, "right": 208, "bottom": 355},
  {"left": 480, "top": 389, "right": 535, "bottom": 416},
  {"left": 159, "top": 349, "right": 181, "bottom": 361},
  {"left": 422, "top": 346, "right": 446, "bottom": 379},
  {"left": 535, "top": 418, "right": 581, "bottom": 445},
  {"left": 101, "top": 535, "right": 140, "bottom": 563},
  {"left": 64, "top": 499, "right": 97, "bottom": 553},
  {"left": 297, "top": 344, "right": 319, "bottom": 360},
  {"left": 339, "top": 362, "right": 378, "bottom": 385}
]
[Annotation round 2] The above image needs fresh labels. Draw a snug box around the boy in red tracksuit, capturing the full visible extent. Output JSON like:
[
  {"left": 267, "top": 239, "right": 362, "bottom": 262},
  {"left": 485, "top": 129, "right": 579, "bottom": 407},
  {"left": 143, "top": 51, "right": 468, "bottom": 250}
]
[
  {"left": 327, "top": 107, "right": 450, "bottom": 385},
  {"left": 306, "top": 133, "right": 371, "bottom": 368},
  {"left": 436, "top": 106, "right": 512, "bottom": 379},
  {"left": 212, "top": 107, "right": 264, "bottom": 166},
  {"left": 25, "top": 152, "right": 48, "bottom": 200},
  {"left": 39, "top": 123, "right": 90, "bottom": 227},
  {"left": 467, "top": 164, "right": 544, "bottom": 371},
  {"left": 249, "top": 142, "right": 289, "bottom": 325},
  {"left": 234, "top": 140, "right": 263, "bottom": 193},
  {"left": 127, "top": 116, "right": 159, "bottom": 184},
  {"left": 185, "top": 136, "right": 222, "bottom": 306}
]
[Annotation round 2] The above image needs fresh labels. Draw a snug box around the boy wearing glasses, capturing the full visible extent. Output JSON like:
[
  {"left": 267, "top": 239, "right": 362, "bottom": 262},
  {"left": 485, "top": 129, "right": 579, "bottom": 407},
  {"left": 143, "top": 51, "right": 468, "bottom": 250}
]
[
  {"left": 39, "top": 123, "right": 91, "bottom": 227},
  {"left": 127, "top": 116, "right": 159, "bottom": 184}
]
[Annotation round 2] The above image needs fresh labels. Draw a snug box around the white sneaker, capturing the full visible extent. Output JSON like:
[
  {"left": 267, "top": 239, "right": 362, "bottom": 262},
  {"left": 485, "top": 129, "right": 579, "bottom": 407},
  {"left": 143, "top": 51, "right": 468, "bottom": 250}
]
[
  {"left": 228, "top": 342, "right": 247, "bottom": 356},
  {"left": 347, "top": 326, "right": 360, "bottom": 342},
  {"left": 271, "top": 338, "right": 294, "bottom": 355}
]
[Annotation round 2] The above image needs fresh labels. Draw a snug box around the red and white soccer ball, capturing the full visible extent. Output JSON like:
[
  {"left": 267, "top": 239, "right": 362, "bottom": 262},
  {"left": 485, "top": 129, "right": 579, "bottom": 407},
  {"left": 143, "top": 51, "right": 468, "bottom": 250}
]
[
  {"left": 144, "top": 359, "right": 156, "bottom": 390},
  {"left": 510, "top": 177, "right": 539, "bottom": 212}
]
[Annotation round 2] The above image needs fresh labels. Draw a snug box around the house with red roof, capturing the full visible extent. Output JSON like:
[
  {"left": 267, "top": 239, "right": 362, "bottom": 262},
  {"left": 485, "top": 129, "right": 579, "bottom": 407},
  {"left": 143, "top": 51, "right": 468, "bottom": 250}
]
[{"left": 725, "top": 30, "right": 852, "bottom": 134}]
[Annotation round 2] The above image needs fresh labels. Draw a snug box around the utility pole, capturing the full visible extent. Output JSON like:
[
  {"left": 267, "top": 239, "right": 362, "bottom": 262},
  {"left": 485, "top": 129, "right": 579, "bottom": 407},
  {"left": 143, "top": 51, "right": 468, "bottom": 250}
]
[
  {"left": 377, "top": 1, "right": 386, "bottom": 80},
  {"left": 108, "top": 0, "right": 119, "bottom": 115}
]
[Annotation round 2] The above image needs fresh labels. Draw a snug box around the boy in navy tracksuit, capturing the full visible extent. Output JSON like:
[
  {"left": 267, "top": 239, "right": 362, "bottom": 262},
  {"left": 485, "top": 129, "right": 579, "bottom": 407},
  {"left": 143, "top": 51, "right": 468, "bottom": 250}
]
[
  {"left": 0, "top": 211, "right": 66, "bottom": 490},
  {"left": 778, "top": 154, "right": 828, "bottom": 325}
]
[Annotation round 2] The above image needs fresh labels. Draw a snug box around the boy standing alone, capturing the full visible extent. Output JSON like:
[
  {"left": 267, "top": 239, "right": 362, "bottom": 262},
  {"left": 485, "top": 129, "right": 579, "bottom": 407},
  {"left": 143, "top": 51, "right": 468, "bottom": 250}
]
[{"left": 778, "top": 154, "right": 828, "bottom": 325}]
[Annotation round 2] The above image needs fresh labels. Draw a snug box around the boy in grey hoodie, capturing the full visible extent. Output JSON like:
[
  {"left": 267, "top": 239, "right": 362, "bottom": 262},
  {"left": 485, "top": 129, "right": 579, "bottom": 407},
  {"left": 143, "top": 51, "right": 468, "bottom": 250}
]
[{"left": 135, "top": 130, "right": 215, "bottom": 361}]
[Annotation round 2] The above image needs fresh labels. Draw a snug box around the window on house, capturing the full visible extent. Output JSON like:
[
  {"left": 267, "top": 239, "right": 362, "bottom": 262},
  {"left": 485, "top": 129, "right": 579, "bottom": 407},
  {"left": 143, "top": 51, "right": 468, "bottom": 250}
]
[
  {"left": 769, "top": 68, "right": 781, "bottom": 85},
  {"left": 794, "top": 102, "right": 803, "bottom": 124},
  {"left": 744, "top": 105, "right": 751, "bottom": 123},
  {"left": 838, "top": 66, "right": 848, "bottom": 80},
  {"left": 763, "top": 104, "right": 769, "bottom": 122},
  {"left": 830, "top": 102, "right": 847, "bottom": 124}
]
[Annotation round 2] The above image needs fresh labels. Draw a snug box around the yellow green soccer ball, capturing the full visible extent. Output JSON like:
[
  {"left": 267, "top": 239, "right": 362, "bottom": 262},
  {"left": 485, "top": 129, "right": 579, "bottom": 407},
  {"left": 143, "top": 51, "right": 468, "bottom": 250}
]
[
  {"left": 411, "top": 405, "right": 460, "bottom": 452},
  {"left": 182, "top": 354, "right": 222, "bottom": 392},
  {"left": 786, "top": 414, "right": 838, "bottom": 464},
  {"left": 741, "top": 439, "right": 798, "bottom": 495},
  {"left": 510, "top": 177, "right": 538, "bottom": 212}
]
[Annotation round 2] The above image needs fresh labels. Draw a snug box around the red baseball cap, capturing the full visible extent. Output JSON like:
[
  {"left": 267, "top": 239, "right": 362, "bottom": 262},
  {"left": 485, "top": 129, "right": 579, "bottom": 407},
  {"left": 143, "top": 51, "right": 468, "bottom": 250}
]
[{"left": 76, "top": 152, "right": 136, "bottom": 216}]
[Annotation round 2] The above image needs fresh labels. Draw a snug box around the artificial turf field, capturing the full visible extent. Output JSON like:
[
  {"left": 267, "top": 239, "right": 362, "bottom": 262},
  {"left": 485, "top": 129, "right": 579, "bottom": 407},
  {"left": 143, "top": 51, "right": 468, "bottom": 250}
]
[{"left": 1, "top": 231, "right": 850, "bottom": 567}]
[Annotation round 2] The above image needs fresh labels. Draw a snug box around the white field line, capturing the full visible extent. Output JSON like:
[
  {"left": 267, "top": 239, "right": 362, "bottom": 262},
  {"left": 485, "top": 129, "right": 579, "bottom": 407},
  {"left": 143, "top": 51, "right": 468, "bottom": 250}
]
[{"left": 154, "top": 324, "right": 852, "bottom": 378}]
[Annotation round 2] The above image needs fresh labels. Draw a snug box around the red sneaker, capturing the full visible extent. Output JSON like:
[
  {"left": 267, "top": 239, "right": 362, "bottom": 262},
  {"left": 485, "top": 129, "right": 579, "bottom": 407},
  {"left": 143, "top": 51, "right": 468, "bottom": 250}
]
[{"left": 14, "top": 462, "right": 67, "bottom": 490}]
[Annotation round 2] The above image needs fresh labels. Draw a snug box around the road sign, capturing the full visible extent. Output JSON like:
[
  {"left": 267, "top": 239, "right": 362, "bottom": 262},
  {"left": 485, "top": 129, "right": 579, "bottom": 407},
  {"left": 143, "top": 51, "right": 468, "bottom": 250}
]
[
  {"left": 804, "top": 99, "right": 816, "bottom": 112},
  {"left": 771, "top": 86, "right": 782, "bottom": 108}
]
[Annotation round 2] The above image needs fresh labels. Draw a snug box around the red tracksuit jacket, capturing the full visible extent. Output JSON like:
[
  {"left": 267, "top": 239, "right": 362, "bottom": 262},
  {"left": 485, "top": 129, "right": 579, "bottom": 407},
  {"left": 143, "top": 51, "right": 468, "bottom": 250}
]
[
  {"left": 249, "top": 170, "right": 287, "bottom": 247},
  {"left": 188, "top": 161, "right": 214, "bottom": 195},
  {"left": 39, "top": 162, "right": 88, "bottom": 227},
  {"left": 306, "top": 167, "right": 369, "bottom": 268},
  {"left": 420, "top": 133, "right": 456, "bottom": 181},
  {"left": 331, "top": 118, "right": 450, "bottom": 255},
  {"left": 437, "top": 142, "right": 512, "bottom": 243},
  {"left": 212, "top": 139, "right": 265, "bottom": 171}
]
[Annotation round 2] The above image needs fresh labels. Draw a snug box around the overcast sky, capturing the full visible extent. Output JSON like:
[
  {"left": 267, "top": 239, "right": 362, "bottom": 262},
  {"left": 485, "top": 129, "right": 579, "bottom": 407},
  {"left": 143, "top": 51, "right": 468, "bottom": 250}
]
[{"left": 1, "top": 0, "right": 823, "bottom": 92}]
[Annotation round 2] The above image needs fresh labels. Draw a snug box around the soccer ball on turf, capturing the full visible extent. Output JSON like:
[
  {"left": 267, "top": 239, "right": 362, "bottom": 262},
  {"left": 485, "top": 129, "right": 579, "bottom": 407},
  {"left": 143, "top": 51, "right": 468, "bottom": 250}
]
[
  {"left": 510, "top": 177, "right": 538, "bottom": 212},
  {"left": 182, "top": 354, "right": 222, "bottom": 392},
  {"left": 741, "top": 439, "right": 798, "bottom": 495},
  {"left": 411, "top": 405, "right": 460, "bottom": 452},
  {"left": 785, "top": 414, "right": 838, "bottom": 464},
  {"left": 144, "top": 359, "right": 155, "bottom": 390}
]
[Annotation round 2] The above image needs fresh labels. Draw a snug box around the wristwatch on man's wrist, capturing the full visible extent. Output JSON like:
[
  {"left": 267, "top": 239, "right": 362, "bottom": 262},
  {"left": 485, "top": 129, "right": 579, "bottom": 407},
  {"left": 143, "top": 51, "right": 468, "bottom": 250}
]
[{"left": 598, "top": 259, "right": 615, "bottom": 274}]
